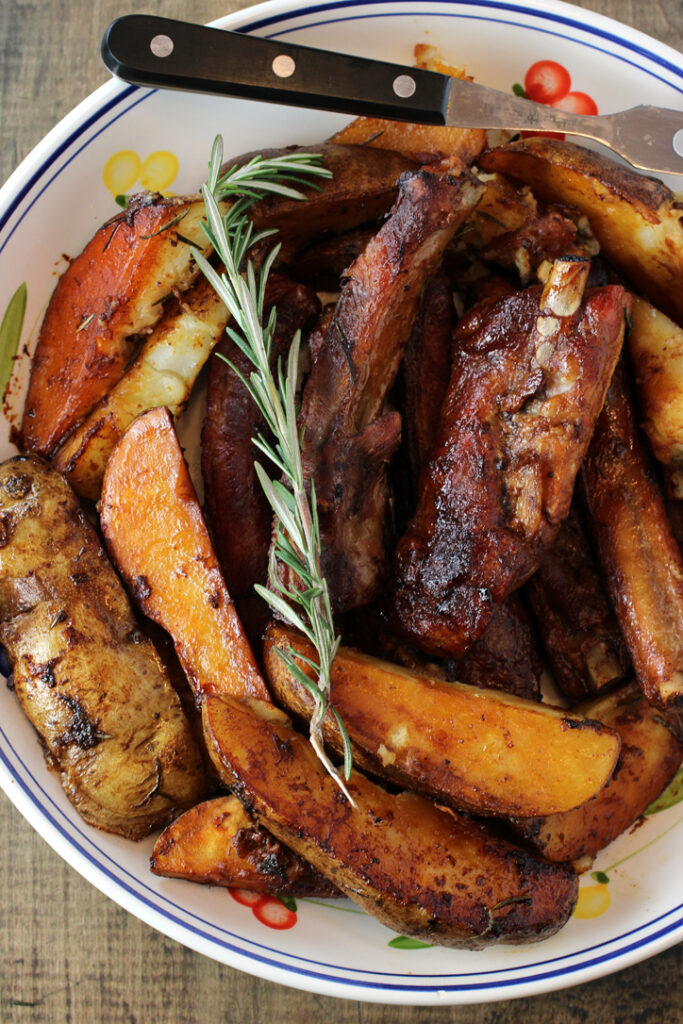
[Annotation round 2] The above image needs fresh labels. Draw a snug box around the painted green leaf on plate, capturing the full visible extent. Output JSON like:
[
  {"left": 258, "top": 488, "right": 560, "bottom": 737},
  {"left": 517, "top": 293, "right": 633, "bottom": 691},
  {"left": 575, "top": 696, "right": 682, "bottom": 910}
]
[
  {"left": 387, "top": 936, "right": 432, "bottom": 950},
  {"left": 645, "top": 765, "right": 683, "bottom": 815},
  {"left": 0, "top": 282, "right": 27, "bottom": 395}
]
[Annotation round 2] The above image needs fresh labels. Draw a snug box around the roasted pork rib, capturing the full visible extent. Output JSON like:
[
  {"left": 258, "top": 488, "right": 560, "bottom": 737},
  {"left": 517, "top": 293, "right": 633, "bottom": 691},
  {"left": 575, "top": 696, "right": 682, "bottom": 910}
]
[
  {"left": 389, "top": 260, "right": 629, "bottom": 657},
  {"left": 525, "top": 504, "right": 630, "bottom": 702},
  {"left": 293, "top": 168, "right": 484, "bottom": 613},
  {"left": 580, "top": 362, "right": 683, "bottom": 711}
]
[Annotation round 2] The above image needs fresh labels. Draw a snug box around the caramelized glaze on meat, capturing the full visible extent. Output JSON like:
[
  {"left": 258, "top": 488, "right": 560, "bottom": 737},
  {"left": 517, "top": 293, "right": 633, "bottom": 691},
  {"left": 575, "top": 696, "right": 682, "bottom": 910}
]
[
  {"left": 525, "top": 504, "right": 630, "bottom": 702},
  {"left": 201, "top": 274, "right": 320, "bottom": 600},
  {"left": 389, "top": 270, "right": 629, "bottom": 657},
  {"left": 446, "top": 595, "right": 542, "bottom": 701},
  {"left": 294, "top": 169, "right": 484, "bottom": 612},
  {"left": 580, "top": 363, "right": 683, "bottom": 711}
]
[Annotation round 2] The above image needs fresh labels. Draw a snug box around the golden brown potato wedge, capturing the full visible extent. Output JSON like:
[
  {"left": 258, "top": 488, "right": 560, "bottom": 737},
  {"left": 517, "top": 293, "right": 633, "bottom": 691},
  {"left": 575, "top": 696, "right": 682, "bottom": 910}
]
[
  {"left": 478, "top": 137, "right": 683, "bottom": 325},
  {"left": 102, "top": 408, "right": 578, "bottom": 946},
  {"left": 22, "top": 194, "right": 213, "bottom": 457},
  {"left": 580, "top": 363, "right": 683, "bottom": 712},
  {"left": 331, "top": 46, "right": 486, "bottom": 170},
  {"left": 151, "top": 795, "right": 339, "bottom": 897},
  {"left": 628, "top": 295, "right": 683, "bottom": 497},
  {"left": 53, "top": 275, "right": 229, "bottom": 501},
  {"left": 100, "top": 407, "right": 268, "bottom": 703},
  {"left": 204, "top": 692, "right": 579, "bottom": 948},
  {"left": 263, "top": 623, "right": 620, "bottom": 818},
  {"left": 0, "top": 455, "right": 205, "bottom": 838},
  {"left": 511, "top": 682, "right": 682, "bottom": 866}
]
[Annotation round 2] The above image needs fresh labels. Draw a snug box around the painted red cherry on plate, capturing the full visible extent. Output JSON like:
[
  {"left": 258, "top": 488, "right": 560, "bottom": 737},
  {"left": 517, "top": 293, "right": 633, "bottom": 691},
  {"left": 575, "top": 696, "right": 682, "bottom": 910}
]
[
  {"left": 229, "top": 887, "right": 264, "bottom": 907},
  {"left": 551, "top": 91, "right": 598, "bottom": 115},
  {"left": 252, "top": 896, "right": 298, "bottom": 930},
  {"left": 524, "top": 60, "right": 571, "bottom": 104}
]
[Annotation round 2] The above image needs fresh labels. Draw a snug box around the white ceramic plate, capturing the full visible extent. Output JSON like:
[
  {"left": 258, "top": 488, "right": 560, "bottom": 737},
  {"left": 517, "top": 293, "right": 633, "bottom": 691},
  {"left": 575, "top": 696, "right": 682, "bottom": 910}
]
[{"left": 0, "top": 0, "right": 682, "bottom": 1006}]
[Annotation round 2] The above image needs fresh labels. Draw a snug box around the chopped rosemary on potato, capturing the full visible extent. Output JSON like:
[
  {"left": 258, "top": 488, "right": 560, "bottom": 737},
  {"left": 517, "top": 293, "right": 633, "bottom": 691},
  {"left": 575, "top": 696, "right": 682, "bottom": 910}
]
[{"left": 192, "top": 136, "right": 355, "bottom": 798}]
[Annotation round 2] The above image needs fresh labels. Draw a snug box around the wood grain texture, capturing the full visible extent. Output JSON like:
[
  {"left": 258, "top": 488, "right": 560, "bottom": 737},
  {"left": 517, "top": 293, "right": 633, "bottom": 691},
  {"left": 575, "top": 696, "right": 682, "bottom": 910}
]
[{"left": 1, "top": 1, "right": 681, "bottom": 1021}]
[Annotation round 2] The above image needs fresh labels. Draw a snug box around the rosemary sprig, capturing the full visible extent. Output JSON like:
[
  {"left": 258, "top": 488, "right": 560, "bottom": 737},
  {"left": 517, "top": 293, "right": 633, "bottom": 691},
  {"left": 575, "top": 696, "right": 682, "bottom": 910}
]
[{"left": 193, "top": 136, "right": 354, "bottom": 799}]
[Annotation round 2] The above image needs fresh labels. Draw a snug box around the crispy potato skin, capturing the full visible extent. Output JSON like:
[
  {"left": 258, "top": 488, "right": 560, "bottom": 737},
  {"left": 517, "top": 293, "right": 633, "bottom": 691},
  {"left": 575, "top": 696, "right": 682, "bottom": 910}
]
[
  {"left": 22, "top": 195, "right": 211, "bottom": 457},
  {"left": 151, "top": 795, "right": 339, "bottom": 897},
  {"left": 390, "top": 279, "right": 629, "bottom": 657},
  {"left": 102, "top": 412, "right": 578, "bottom": 946},
  {"left": 580, "top": 364, "right": 683, "bottom": 711},
  {"left": 53, "top": 274, "right": 230, "bottom": 502},
  {"left": 331, "top": 47, "right": 486, "bottom": 170},
  {"left": 203, "top": 693, "right": 579, "bottom": 948},
  {"left": 511, "top": 683, "right": 682, "bottom": 864},
  {"left": 100, "top": 408, "right": 268, "bottom": 703},
  {"left": 264, "top": 624, "right": 619, "bottom": 818},
  {"left": 478, "top": 138, "right": 683, "bottom": 325},
  {"left": 0, "top": 455, "right": 205, "bottom": 838}
]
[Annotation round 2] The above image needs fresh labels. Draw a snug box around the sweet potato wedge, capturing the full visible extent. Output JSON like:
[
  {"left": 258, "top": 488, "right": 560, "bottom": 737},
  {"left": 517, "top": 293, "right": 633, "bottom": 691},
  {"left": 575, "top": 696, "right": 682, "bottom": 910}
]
[
  {"left": 100, "top": 407, "right": 268, "bottom": 702},
  {"left": 511, "top": 682, "right": 682, "bottom": 866},
  {"left": 263, "top": 623, "right": 620, "bottom": 818},
  {"left": 203, "top": 692, "right": 579, "bottom": 948},
  {"left": 53, "top": 275, "right": 229, "bottom": 501},
  {"left": 0, "top": 455, "right": 205, "bottom": 838},
  {"left": 151, "top": 795, "right": 339, "bottom": 897},
  {"left": 478, "top": 138, "right": 683, "bottom": 324},
  {"left": 22, "top": 194, "right": 213, "bottom": 457},
  {"left": 331, "top": 45, "right": 486, "bottom": 171}
]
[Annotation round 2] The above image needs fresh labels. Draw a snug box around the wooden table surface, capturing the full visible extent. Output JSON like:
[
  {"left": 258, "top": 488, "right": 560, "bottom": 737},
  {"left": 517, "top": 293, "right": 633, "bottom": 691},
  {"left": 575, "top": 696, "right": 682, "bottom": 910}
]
[{"left": 1, "top": 1, "right": 681, "bottom": 1020}]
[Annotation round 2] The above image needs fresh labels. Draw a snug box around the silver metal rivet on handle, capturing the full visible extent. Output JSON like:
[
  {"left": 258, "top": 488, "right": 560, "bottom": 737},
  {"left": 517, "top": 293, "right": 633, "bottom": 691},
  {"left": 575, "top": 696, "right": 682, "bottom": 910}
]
[
  {"left": 272, "top": 55, "right": 296, "bottom": 78},
  {"left": 674, "top": 129, "right": 683, "bottom": 158},
  {"left": 150, "top": 34, "right": 174, "bottom": 58},
  {"left": 393, "top": 74, "right": 416, "bottom": 98}
]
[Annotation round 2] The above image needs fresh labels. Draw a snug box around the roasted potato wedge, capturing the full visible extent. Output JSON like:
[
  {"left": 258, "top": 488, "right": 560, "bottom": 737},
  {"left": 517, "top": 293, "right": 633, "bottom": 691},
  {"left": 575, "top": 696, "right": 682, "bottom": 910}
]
[
  {"left": 204, "top": 693, "right": 579, "bottom": 948},
  {"left": 22, "top": 194, "right": 213, "bottom": 457},
  {"left": 331, "top": 46, "right": 486, "bottom": 170},
  {"left": 0, "top": 455, "right": 205, "bottom": 838},
  {"left": 628, "top": 295, "right": 683, "bottom": 497},
  {"left": 100, "top": 407, "right": 268, "bottom": 703},
  {"left": 478, "top": 138, "right": 683, "bottom": 325},
  {"left": 53, "top": 275, "right": 229, "bottom": 501},
  {"left": 151, "top": 795, "right": 339, "bottom": 897},
  {"left": 511, "top": 682, "right": 682, "bottom": 866},
  {"left": 102, "top": 408, "right": 578, "bottom": 947},
  {"left": 264, "top": 623, "right": 619, "bottom": 818}
]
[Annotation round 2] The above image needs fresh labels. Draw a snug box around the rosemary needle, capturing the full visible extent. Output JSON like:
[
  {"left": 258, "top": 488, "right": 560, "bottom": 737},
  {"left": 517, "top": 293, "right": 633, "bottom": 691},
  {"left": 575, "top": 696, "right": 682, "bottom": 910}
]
[{"left": 193, "top": 136, "right": 355, "bottom": 800}]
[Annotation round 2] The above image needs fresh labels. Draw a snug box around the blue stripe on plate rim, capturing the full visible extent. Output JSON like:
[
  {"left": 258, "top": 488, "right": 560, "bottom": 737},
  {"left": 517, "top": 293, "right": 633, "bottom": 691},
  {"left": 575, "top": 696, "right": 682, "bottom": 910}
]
[{"left": 1, "top": 0, "right": 682, "bottom": 997}]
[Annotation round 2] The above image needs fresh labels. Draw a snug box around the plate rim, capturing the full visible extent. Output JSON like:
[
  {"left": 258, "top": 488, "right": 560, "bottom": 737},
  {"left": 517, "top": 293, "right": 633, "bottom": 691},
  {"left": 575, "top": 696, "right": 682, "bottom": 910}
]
[{"left": 0, "top": 0, "right": 682, "bottom": 1005}]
